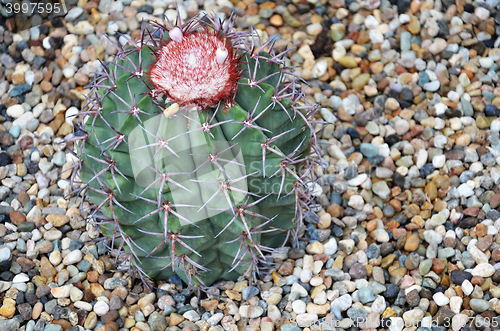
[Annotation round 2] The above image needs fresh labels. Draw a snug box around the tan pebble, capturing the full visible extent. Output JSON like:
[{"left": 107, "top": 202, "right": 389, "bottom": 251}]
[
  {"left": 142, "top": 303, "right": 155, "bottom": 317},
  {"left": 51, "top": 285, "right": 73, "bottom": 298},
  {"left": 46, "top": 214, "right": 69, "bottom": 227},
  {"left": 40, "top": 81, "right": 53, "bottom": 92},
  {"left": 306, "top": 242, "right": 324, "bottom": 254},
  {"left": 32, "top": 302, "right": 43, "bottom": 319},
  {"left": 137, "top": 293, "right": 156, "bottom": 309},
  {"left": 408, "top": 16, "right": 421, "bottom": 34},
  {"left": 269, "top": 14, "right": 283, "bottom": 27},
  {"left": 84, "top": 312, "right": 98, "bottom": 329},
  {"left": 124, "top": 318, "right": 136, "bottom": 329},
  {"left": 306, "top": 302, "right": 330, "bottom": 315},
  {"left": 318, "top": 213, "right": 331, "bottom": 229},
  {"left": 455, "top": 133, "right": 471, "bottom": 146},
  {"left": 90, "top": 284, "right": 105, "bottom": 297},
  {"left": 404, "top": 234, "right": 420, "bottom": 252},
  {"left": 336, "top": 107, "right": 352, "bottom": 121},
  {"left": 0, "top": 298, "right": 16, "bottom": 318}
]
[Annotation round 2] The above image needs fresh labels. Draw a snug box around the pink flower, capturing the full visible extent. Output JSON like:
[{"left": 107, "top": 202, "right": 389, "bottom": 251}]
[{"left": 148, "top": 18, "right": 241, "bottom": 110}]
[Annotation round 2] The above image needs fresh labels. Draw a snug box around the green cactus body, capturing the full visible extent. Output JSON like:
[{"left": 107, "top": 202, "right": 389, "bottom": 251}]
[{"left": 73, "top": 14, "right": 318, "bottom": 286}]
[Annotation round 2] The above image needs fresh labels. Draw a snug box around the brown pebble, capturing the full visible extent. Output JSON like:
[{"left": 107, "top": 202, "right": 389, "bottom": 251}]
[
  {"left": 101, "top": 310, "right": 119, "bottom": 323},
  {"left": 52, "top": 319, "right": 72, "bottom": 330},
  {"left": 349, "top": 263, "right": 367, "bottom": 279},
  {"left": 492, "top": 248, "right": 500, "bottom": 262},
  {"left": 475, "top": 223, "right": 487, "bottom": 237},
  {"left": 32, "top": 302, "right": 43, "bottom": 320},
  {"left": 40, "top": 80, "right": 53, "bottom": 92},
  {"left": 74, "top": 72, "right": 89, "bottom": 86},
  {"left": 0, "top": 131, "right": 15, "bottom": 147},
  {"left": 463, "top": 207, "right": 480, "bottom": 216},
  {"left": 18, "top": 135, "right": 34, "bottom": 150},
  {"left": 49, "top": 113, "right": 65, "bottom": 133},
  {"left": 90, "top": 283, "right": 105, "bottom": 297},
  {"left": 278, "top": 261, "right": 293, "bottom": 276},
  {"left": 471, "top": 276, "right": 484, "bottom": 286},
  {"left": 490, "top": 194, "right": 500, "bottom": 208},
  {"left": 46, "top": 214, "right": 69, "bottom": 227},
  {"left": 105, "top": 321, "right": 119, "bottom": 331},
  {"left": 431, "top": 258, "right": 445, "bottom": 274},
  {"left": 87, "top": 270, "right": 99, "bottom": 283},
  {"left": 40, "top": 256, "right": 57, "bottom": 278},
  {"left": 9, "top": 210, "right": 26, "bottom": 225},
  {"left": 327, "top": 204, "right": 343, "bottom": 218},
  {"left": 200, "top": 299, "right": 218, "bottom": 312},
  {"left": 17, "top": 190, "right": 30, "bottom": 206},
  {"left": 476, "top": 235, "right": 493, "bottom": 252},
  {"left": 16, "top": 257, "right": 35, "bottom": 272}
]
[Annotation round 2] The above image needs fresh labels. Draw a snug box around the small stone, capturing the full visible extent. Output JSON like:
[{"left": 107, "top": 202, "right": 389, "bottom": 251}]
[
  {"left": 51, "top": 285, "right": 72, "bottom": 298},
  {"left": 395, "top": 120, "right": 410, "bottom": 135},
  {"left": 104, "top": 277, "right": 128, "bottom": 290},
  {"left": 6, "top": 105, "right": 25, "bottom": 118},
  {"left": 358, "top": 287, "right": 375, "bottom": 303},
  {"left": 405, "top": 234, "right": 420, "bottom": 251},
  {"left": 469, "top": 298, "right": 490, "bottom": 313},
  {"left": 402, "top": 308, "right": 424, "bottom": 326},
  {"left": 63, "top": 250, "right": 82, "bottom": 265},
  {"left": 349, "top": 263, "right": 367, "bottom": 279},
  {"left": 94, "top": 301, "right": 110, "bottom": 316},
  {"left": 338, "top": 56, "right": 358, "bottom": 68},
  {"left": 239, "top": 305, "right": 264, "bottom": 318},
  {"left": 73, "top": 21, "right": 94, "bottom": 34},
  {"left": 433, "top": 292, "right": 449, "bottom": 306},
  {"left": 0, "top": 298, "right": 16, "bottom": 318},
  {"left": 70, "top": 287, "right": 83, "bottom": 302},
  {"left": 46, "top": 214, "right": 69, "bottom": 227},
  {"left": 348, "top": 195, "right": 364, "bottom": 210},
  {"left": 451, "top": 270, "right": 472, "bottom": 284},
  {"left": 149, "top": 311, "right": 168, "bottom": 331},
  {"left": 269, "top": 14, "right": 283, "bottom": 27},
  {"left": 471, "top": 263, "right": 495, "bottom": 277},
  {"left": 296, "top": 313, "right": 319, "bottom": 328},
  {"left": 423, "top": 81, "right": 440, "bottom": 92}
]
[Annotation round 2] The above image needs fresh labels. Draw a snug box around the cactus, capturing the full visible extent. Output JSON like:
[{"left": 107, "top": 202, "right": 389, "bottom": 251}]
[{"left": 70, "top": 13, "right": 319, "bottom": 286}]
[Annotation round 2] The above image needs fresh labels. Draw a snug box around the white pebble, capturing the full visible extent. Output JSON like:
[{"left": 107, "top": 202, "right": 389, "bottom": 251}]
[
  {"left": 432, "top": 155, "right": 446, "bottom": 168},
  {"left": 433, "top": 292, "right": 449, "bottom": 306},
  {"left": 474, "top": 7, "right": 490, "bottom": 20},
  {"left": 457, "top": 183, "right": 474, "bottom": 197},
  {"left": 63, "top": 250, "right": 83, "bottom": 265},
  {"left": 12, "top": 273, "right": 30, "bottom": 283},
  {"left": 93, "top": 301, "right": 109, "bottom": 316},
  {"left": 292, "top": 300, "right": 306, "bottom": 314},
  {"left": 395, "top": 119, "right": 410, "bottom": 135},
  {"left": 423, "top": 81, "right": 440, "bottom": 92},
  {"left": 6, "top": 105, "right": 25, "bottom": 119},
  {"left": 348, "top": 195, "right": 364, "bottom": 210},
  {"left": 434, "top": 103, "right": 448, "bottom": 115}
]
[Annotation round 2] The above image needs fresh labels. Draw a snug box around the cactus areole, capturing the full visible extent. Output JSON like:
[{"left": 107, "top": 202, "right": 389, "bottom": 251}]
[{"left": 74, "top": 13, "right": 319, "bottom": 286}]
